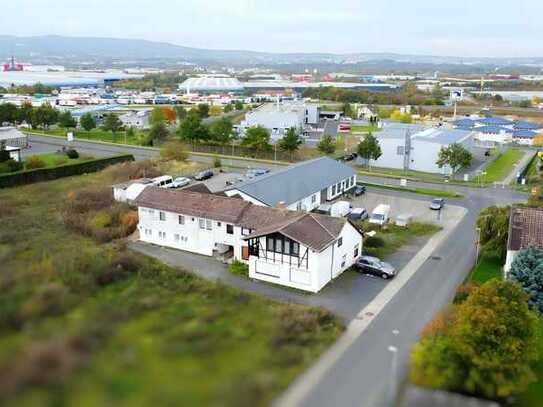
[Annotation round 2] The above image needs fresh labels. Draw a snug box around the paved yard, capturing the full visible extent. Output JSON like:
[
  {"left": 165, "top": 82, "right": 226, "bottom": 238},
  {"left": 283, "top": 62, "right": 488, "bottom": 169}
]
[{"left": 349, "top": 191, "right": 465, "bottom": 225}]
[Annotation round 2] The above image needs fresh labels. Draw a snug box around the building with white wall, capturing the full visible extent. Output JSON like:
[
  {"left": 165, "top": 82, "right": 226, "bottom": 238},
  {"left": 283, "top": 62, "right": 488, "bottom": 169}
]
[
  {"left": 224, "top": 157, "right": 357, "bottom": 211},
  {"left": 0, "top": 127, "right": 28, "bottom": 147},
  {"left": 135, "top": 187, "right": 363, "bottom": 292},
  {"left": 239, "top": 101, "right": 320, "bottom": 140},
  {"left": 119, "top": 109, "right": 151, "bottom": 129},
  {"left": 505, "top": 206, "right": 543, "bottom": 275},
  {"left": 452, "top": 116, "right": 543, "bottom": 146},
  {"left": 362, "top": 126, "right": 475, "bottom": 175}
]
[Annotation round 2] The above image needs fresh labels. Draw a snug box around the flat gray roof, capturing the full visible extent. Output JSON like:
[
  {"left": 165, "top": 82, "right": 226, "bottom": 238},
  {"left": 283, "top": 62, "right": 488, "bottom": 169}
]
[{"left": 226, "top": 157, "right": 356, "bottom": 207}]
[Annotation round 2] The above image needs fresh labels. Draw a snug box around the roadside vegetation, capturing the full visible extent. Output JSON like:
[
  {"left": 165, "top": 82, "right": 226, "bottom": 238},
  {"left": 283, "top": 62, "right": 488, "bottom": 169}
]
[
  {"left": 483, "top": 148, "right": 524, "bottom": 183},
  {"left": 0, "top": 159, "right": 342, "bottom": 405},
  {"left": 360, "top": 182, "right": 463, "bottom": 199},
  {"left": 361, "top": 222, "right": 442, "bottom": 259}
]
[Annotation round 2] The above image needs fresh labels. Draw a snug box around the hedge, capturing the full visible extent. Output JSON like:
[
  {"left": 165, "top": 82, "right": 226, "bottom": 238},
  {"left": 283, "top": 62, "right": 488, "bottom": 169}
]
[{"left": 0, "top": 154, "right": 135, "bottom": 188}]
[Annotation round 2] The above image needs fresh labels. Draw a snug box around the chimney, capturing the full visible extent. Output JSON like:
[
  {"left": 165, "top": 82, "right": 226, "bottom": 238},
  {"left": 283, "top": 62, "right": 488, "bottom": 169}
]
[{"left": 276, "top": 201, "right": 287, "bottom": 209}]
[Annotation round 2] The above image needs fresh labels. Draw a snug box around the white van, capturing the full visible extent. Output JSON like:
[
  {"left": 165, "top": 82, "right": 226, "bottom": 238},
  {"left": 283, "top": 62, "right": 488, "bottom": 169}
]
[
  {"left": 152, "top": 175, "right": 174, "bottom": 188},
  {"left": 369, "top": 204, "right": 391, "bottom": 226},
  {"left": 331, "top": 201, "right": 352, "bottom": 217}
]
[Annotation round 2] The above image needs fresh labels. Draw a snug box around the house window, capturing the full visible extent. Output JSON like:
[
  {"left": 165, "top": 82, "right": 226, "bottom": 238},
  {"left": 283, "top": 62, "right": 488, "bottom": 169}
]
[
  {"left": 266, "top": 236, "right": 274, "bottom": 251},
  {"left": 291, "top": 242, "right": 299, "bottom": 256},
  {"left": 178, "top": 215, "right": 185, "bottom": 225},
  {"left": 206, "top": 219, "right": 212, "bottom": 230},
  {"left": 145, "top": 229, "right": 152, "bottom": 236},
  {"left": 226, "top": 224, "right": 234, "bottom": 234},
  {"left": 311, "top": 194, "right": 317, "bottom": 203},
  {"left": 296, "top": 201, "right": 302, "bottom": 211},
  {"left": 159, "top": 211, "right": 166, "bottom": 221},
  {"left": 174, "top": 234, "right": 180, "bottom": 242},
  {"left": 338, "top": 237, "right": 343, "bottom": 247},
  {"left": 199, "top": 219, "right": 205, "bottom": 229},
  {"left": 397, "top": 146, "right": 405, "bottom": 156},
  {"left": 217, "top": 222, "right": 222, "bottom": 227},
  {"left": 354, "top": 244, "right": 359, "bottom": 258},
  {"left": 275, "top": 238, "right": 283, "bottom": 253},
  {"left": 341, "top": 254, "right": 347, "bottom": 268},
  {"left": 332, "top": 185, "right": 336, "bottom": 195},
  {"left": 242, "top": 227, "right": 251, "bottom": 236},
  {"left": 159, "top": 231, "right": 166, "bottom": 240}
]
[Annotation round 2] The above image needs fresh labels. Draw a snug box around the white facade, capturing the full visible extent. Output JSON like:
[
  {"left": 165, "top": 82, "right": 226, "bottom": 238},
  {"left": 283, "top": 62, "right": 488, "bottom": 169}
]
[
  {"left": 136, "top": 204, "right": 362, "bottom": 293},
  {"left": 119, "top": 110, "right": 151, "bottom": 129},
  {"left": 248, "top": 222, "right": 362, "bottom": 292},
  {"left": 365, "top": 128, "right": 474, "bottom": 174},
  {"left": 473, "top": 130, "right": 512, "bottom": 145}
]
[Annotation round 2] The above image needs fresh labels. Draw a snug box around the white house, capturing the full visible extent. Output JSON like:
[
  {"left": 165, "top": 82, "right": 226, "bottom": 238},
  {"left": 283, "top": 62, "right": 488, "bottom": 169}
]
[
  {"left": 119, "top": 109, "right": 151, "bottom": 129},
  {"left": 135, "top": 187, "right": 363, "bottom": 293},
  {"left": 5, "top": 146, "right": 22, "bottom": 162},
  {"left": 224, "top": 157, "right": 357, "bottom": 212},
  {"left": 504, "top": 206, "right": 543, "bottom": 275},
  {"left": 0, "top": 127, "right": 28, "bottom": 148},
  {"left": 239, "top": 101, "right": 320, "bottom": 140},
  {"left": 362, "top": 126, "right": 475, "bottom": 175}
]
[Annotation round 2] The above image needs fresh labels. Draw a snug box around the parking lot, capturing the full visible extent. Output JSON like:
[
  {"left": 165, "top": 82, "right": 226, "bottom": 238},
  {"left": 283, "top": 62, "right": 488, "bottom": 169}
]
[{"left": 348, "top": 190, "right": 465, "bottom": 225}]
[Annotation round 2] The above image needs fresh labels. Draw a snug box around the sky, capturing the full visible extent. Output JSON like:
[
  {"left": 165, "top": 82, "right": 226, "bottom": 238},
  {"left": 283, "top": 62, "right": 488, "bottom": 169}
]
[{"left": 3, "top": 0, "right": 542, "bottom": 57}]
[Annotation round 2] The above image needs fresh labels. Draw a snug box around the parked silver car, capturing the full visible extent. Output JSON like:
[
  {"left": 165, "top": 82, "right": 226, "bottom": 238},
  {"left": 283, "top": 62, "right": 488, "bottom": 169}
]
[{"left": 355, "top": 256, "right": 396, "bottom": 279}]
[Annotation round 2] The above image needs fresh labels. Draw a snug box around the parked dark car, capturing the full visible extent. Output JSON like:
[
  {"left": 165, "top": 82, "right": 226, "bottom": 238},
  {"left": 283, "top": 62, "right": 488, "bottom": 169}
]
[
  {"left": 429, "top": 198, "right": 445, "bottom": 210},
  {"left": 342, "top": 153, "right": 358, "bottom": 162},
  {"left": 353, "top": 185, "right": 366, "bottom": 196},
  {"left": 194, "top": 169, "right": 214, "bottom": 181},
  {"left": 355, "top": 256, "right": 396, "bottom": 279},
  {"left": 348, "top": 208, "right": 368, "bottom": 221},
  {"left": 246, "top": 168, "right": 270, "bottom": 178}
]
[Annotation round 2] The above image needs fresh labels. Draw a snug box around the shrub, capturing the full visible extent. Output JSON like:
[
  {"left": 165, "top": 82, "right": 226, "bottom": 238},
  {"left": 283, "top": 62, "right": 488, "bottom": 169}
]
[
  {"left": 228, "top": 260, "right": 248, "bottom": 276},
  {"left": 6, "top": 159, "right": 23, "bottom": 173},
  {"left": 0, "top": 154, "right": 134, "bottom": 188},
  {"left": 66, "top": 149, "right": 79, "bottom": 159},
  {"left": 120, "top": 211, "right": 139, "bottom": 231},
  {"left": 213, "top": 156, "right": 222, "bottom": 168},
  {"left": 364, "top": 236, "right": 385, "bottom": 248},
  {"left": 87, "top": 212, "right": 112, "bottom": 229},
  {"left": 508, "top": 247, "right": 543, "bottom": 313},
  {"left": 25, "top": 156, "right": 47, "bottom": 169},
  {"left": 160, "top": 140, "right": 188, "bottom": 162}
]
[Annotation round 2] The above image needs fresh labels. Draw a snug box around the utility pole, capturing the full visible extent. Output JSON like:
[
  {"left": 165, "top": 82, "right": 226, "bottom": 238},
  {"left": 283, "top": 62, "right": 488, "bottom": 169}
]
[
  {"left": 475, "top": 227, "right": 481, "bottom": 266},
  {"left": 388, "top": 329, "right": 400, "bottom": 406}
]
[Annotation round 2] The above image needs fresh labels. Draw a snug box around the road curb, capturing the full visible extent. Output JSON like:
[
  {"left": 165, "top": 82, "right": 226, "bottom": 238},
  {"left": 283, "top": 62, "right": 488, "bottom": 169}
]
[{"left": 274, "top": 205, "right": 468, "bottom": 407}]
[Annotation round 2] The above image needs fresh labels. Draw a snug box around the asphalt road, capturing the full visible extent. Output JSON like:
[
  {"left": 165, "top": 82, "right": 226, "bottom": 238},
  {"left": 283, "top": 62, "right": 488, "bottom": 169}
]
[
  {"left": 283, "top": 186, "right": 526, "bottom": 407},
  {"left": 26, "top": 133, "right": 528, "bottom": 406}
]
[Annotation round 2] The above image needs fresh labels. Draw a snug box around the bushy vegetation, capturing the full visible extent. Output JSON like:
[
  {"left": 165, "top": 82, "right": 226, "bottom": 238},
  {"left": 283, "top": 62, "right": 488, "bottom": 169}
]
[
  {"left": 0, "top": 161, "right": 342, "bottom": 405},
  {"left": 509, "top": 247, "right": 543, "bottom": 314},
  {"left": 476, "top": 206, "right": 511, "bottom": 261},
  {"left": 411, "top": 280, "right": 538, "bottom": 400},
  {"left": 228, "top": 260, "right": 249, "bottom": 276}
]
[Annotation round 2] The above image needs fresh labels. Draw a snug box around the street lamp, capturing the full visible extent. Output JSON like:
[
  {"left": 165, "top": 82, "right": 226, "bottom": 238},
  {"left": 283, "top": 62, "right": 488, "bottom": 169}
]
[
  {"left": 475, "top": 227, "right": 481, "bottom": 266},
  {"left": 388, "top": 345, "right": 398, "bottom": 405}
]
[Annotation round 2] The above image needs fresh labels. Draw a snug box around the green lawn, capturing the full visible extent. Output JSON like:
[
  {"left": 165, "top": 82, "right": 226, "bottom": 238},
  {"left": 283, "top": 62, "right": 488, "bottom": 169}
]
[
  {"left": 356, "top": 166, "right": 476, "bottom": 186},
  {"left": 351, "top": 125, "right": 381, "bottom": 133},
  {"left": 363, "top": 222, "right": 442, "bottom": 259},
  {"left": 483, "top": 148, "right": 524, "bottom": 183},
  {"left": 469, "top": 255, "right": 503, "bottom": 284},
  {"left": 25, "top": 152, "right": 89, "bottom": 169},
  {"left": 0, "top": 162, "right": 342, "bottom": 406},
  {"left": 29, "top": 128, "right": 144, "bottom": 146},
  {"left": 361, "top": 182, "right": 463, "bottom": 198}
]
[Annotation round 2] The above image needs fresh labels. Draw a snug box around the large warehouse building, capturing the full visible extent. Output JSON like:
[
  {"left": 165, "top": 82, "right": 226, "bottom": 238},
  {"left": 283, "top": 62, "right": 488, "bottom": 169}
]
[{"left": 360, "top": 126, "right": 475, "bottom": 174}]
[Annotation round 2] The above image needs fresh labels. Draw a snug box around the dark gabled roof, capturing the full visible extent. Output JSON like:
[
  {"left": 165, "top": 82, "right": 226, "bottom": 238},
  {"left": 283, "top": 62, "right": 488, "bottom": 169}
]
[
  {"left": 135, "top": 187, "right": 355, "bottom": 252},
  {"left": 225, "top": 157, "right": 356, "bottom": 207},
  {"left": 180, "top": 183, "right": 213, "bottom": 194},
  {"left": 507, "top": 207, "right": 543, "bottom": 251},
  {"left": 514, "top": 120, "right": 542, "bottom": 130},
  {"left": 243, "top": 211, "right": 352, "bottom": 252},
  {"left": 477, "top": 116, "right": 514, "bottom": 126}
]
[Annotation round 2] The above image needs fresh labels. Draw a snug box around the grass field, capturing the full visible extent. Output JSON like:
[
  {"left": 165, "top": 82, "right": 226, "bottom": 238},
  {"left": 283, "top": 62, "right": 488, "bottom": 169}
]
[
  {"left": 29, "top": 128, "right": 145, "bottom": 146},
  {"left": 24, "top": 152, "right": 90, "bottom": 169},
  {"left": 361, "top": 182, "right": 463, "bottom": 198},
  {"left": 469, "top": 255, "right": 503, "bottom": 284},
  {"left": 0, "top": 160, "right": 342, "bottom": 406},
  {"left": 363, "top": 222, "right": 442, "bottom": 259},
  {"left": 483, "top": 148, "right": 524, "bottom": 183},
  {"left": 351, "top": 125, "right": 381, "bottom": 133}
]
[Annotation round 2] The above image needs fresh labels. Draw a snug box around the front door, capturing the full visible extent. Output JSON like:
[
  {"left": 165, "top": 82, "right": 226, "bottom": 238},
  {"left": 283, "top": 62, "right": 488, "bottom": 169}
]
[
  {"left": 242, "top": 246, "right": 249, "bottom": 260},
  {"left": 320, "top": 188, "right": 328, "bottom": 203}
]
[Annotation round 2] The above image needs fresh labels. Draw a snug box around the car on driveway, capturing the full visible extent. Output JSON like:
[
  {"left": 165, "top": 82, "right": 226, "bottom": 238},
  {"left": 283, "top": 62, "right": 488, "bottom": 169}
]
[
  {"left": 172, "top": 177, "right": 191, "bottom": 188},
  {"left": 353, "top": 185, "right": 366, "bottom": 196},
  {"left": 429, "top": 198, "right": 445, "bottom": 210},
  {"left": 355, "top": 256, "right": 396, "bottom": 279},
  {"left": 194, "top": 169, "right": 214, "bottom": 181},
  {"left": 348, "top": 207, "right": 368, "bottom": 221}
]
